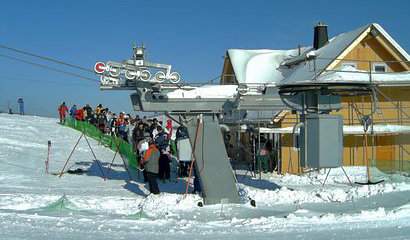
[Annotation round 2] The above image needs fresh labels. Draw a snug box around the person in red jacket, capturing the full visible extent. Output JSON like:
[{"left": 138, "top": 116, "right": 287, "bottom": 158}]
[
  {"left": 58, "top": 102, "right": 69, "bottom": 124},
  {"left": 166, "top": 119, "right": 173, "bottom": 139},
  {"left": 75, "top": 108, "right": 85, "bottom": 121}
]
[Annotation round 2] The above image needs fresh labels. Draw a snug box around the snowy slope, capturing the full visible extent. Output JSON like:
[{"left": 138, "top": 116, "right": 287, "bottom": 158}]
[{"left": 1, "top": 113, "right": 410, "bottom": 239}]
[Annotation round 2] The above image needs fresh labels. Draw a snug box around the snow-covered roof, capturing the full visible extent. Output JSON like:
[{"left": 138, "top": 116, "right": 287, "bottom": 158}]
[
  {"left": 166, "top": 23, "right": 410, "bottom": 100},
  {"left": 227, "top": 23, "right": 410, "bottom": 86},
  {"left": 228, "top": 48, "right": 307, "bottom": 84},
  {"left": 280, "top": 24, "right": 371, "bottom": 84},
  {"left": 373, "top": 23, "right": 410, "bottom": 62}
]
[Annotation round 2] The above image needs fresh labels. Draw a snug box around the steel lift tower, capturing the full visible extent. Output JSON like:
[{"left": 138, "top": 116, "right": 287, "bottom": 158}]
[{"left": 95, "top": 45, "right": 372, "bottom": 205}]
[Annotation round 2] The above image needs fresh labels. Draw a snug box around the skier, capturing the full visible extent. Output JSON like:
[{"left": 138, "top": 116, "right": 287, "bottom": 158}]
[
  {"left": 118, "top": 118, "right": 129, "bottom": 142},
  {"left": 17, "top": 98, "right": 24, "bottom": 115},
  {"left": 109, "top": 115, "right": 117, "bottom": 136},
  {"left": 75, "top": 107, "right": 85, "bottom": 121},
  {"left": 84, "top": 104, "right": 93, "bottom": 123},
  {"left": 140, "top": 140, "right": 160, "bottom": 194},
  {"left": 155, "top": 126, "right": 169, "bottom": 151},
  {"left": 176, "top": 125, "right": 191, "bottom": 177},
  {"left": 150, "top": 118, "right": 159, "bottom": 137},
  {"left": 137, "top": 131, "right": 150, "bottom": 182},
  {"left": 96, "top": 110, "right": 107, "bottom": 133},
  {"left": 95, "top": 103, "right": 103, "bottom": 115},
  {"left": 165, "top": 119, "right": 173, "bottom": 138},
  {"left": 256, "top": 135, "right": 269, "bottom": 173},
  {"left": 104, "top": 110, "right": 112, "bottom": 133},
  {"left": 133, "top": 122, "right": 147, "bottom": 144},
  {"left": 58, "top": 102, "right": 69, "bottom": 124},
  {"left": 69, "top": 104, "right": 77, "bottom": 120},
  {"left": 158, "top": 148, "right": 171, "bottom": 181}
]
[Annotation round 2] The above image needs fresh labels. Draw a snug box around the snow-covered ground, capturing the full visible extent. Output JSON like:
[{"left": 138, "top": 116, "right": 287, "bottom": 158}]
[{"left": 1, "top": 113, "right": 410, "bottom": 239}]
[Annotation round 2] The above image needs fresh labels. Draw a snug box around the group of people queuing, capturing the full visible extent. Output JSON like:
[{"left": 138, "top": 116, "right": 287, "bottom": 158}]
[
  {"left": 138, "top": 122, "right": 201, "bottom": 195},
  {"left": 134, "top": 117, "right": 174, "bottom": 195},
  {"left": 57, "top": 101, "right": 177, "bottom": 195},
  {"left": 58, "top": 102, "right": 132, "bottom": 139}
]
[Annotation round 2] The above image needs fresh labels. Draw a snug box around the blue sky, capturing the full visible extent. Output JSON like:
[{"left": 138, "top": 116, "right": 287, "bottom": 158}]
[{"left": 1, "top": 0, "right": 409, "bottom": 117}]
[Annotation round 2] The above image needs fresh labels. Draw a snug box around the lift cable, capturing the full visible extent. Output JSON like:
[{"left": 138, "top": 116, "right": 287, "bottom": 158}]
[
  {"left": 0, "top": 53, "right": 99, "bottom": 83},
  {"left": 0, "top": 44, "right": 95, "bottom": 74},
  {"left": 0, "top": 44, "right": 221, "bottom": 86}
]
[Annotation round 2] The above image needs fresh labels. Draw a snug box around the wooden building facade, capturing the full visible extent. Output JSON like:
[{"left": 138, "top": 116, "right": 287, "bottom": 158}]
[{"left": 220, "top": 23, "right": 410, "bottom": 174}]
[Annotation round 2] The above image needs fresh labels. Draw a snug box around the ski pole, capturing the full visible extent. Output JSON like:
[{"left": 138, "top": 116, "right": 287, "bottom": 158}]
[{"left": 45, "top": 140, "right": 51, "bottom": 174}]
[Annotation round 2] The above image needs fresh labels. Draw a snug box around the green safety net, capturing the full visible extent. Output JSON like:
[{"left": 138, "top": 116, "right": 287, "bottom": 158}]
[
  {"left": 36, "top": 194, "right": 81, "bottom": 212},
  {"left": 64, "top": 118, "right": 138, "bottom": 171}
]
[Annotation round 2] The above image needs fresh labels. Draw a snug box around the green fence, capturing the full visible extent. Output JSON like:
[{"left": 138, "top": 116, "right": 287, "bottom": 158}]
[{"left": 64, "top": 118, "right": 138, "bottom": 171}]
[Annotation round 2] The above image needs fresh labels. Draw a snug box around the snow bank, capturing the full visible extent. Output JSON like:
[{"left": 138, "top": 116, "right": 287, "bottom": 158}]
[
  {"left": 245, "top": 166, "right": 410, "bottom": 206},
  {"left": 2, "top": 113, "right": 410, "bottom": 239}
]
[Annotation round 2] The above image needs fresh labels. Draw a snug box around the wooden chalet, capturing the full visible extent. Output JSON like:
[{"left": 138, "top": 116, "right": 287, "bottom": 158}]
[{"left": 220, "top": 23, "right": 410, "bottom": 174}]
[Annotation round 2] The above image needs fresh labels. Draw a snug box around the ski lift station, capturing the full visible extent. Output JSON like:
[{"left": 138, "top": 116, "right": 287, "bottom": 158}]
[{"left": 95, "top": 23, "right": 410, "bottom": 205}]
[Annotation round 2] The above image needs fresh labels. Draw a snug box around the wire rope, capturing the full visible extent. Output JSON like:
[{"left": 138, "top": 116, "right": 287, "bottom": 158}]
[
  {"left": 0, "top": 44, "right": 94, "bottom": 73},
  {"left": 0, "top": 53, "right": 98, "bottom": 83}
]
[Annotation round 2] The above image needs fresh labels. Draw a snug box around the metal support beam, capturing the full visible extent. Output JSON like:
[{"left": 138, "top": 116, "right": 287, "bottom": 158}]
[{"left": 183, "top": 114, "right": 242, "bottom": 205}]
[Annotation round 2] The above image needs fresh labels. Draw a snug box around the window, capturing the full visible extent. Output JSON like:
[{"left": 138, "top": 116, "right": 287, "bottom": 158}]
[
  {"left": 372, "top": 63, "right": 387, "bottom": 72},
  {"left": 341, "top": 62, "right": 357, "bottom": 69}
]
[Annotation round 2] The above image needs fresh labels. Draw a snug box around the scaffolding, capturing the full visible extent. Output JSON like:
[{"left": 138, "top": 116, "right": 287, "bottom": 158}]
[{"left": 221, "top": 58, "right": 410, "bottom": 175}]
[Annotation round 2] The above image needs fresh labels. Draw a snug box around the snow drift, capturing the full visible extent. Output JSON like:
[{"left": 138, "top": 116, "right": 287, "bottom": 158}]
[{"left": 1, "top": 113, "right": 410, "bottom": 239}]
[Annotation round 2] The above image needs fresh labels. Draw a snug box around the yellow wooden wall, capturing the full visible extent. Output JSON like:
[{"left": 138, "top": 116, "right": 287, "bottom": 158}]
[
  {"left": 280, "top": 88, "right": 410, "bottom": 174},
  {"left": 279, "top": 32, "right": 410, "bottom": 174},
  {"left": 336, "top": 35, "right": 409, "bottom": 72}
]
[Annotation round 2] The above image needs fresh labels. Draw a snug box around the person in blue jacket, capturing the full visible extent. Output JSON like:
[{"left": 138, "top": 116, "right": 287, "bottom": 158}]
[
  {"left": 154, "top": 126, "right": 169, "bottom": 151},
  {"left": 17, "top": 98, "right": 24, "bottom": 115},
  {"left": 69, "top": 104, "right": 77, "bottom": 120}
]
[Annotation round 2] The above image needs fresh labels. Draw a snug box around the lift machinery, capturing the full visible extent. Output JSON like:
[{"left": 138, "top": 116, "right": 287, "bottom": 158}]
[{"left": 95, "top": 45, "right": 372, "bottom": 205}]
